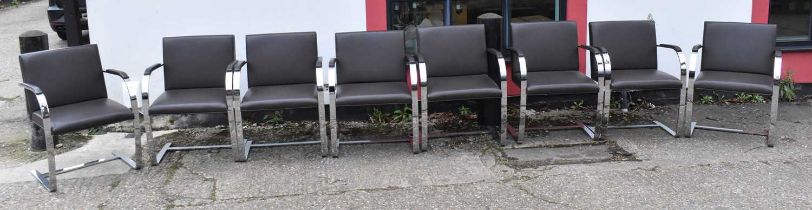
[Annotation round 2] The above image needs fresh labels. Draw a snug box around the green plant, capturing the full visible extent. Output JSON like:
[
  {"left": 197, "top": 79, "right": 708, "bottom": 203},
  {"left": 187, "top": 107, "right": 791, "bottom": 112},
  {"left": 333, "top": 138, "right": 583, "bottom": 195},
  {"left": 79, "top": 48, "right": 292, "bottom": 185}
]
[
  {"left": 735, "top": 93, "right": 766, "bottom": 103},
  {"left": 11, "top": 0, "right": 19, "bottom": 7},
  {"left": 392, "top": 106, "right": 412, "bottom": 123},
  {"left": 262, "top": 111, "right": 284, "bottom": 125},
  {"left": 571, "top": 100, "right": 585, "bottom": 110},
  {"left": 699, "top": 95, "right": 715, "bottom": 105},
  {"left": 780, "top": 71, "right": 797, "bottom": 101},
  {"left": 369, "top": 108, "right": 389, "bottom": 124},
  {"left": 458, "top": 106, "right": 474, "bottom": 117}
]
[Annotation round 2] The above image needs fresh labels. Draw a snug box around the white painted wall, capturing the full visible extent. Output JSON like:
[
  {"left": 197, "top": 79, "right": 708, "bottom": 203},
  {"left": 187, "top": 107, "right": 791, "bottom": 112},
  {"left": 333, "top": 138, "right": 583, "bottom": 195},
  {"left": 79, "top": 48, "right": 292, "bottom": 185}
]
[
  {"left": 587, "top": 0, "right": 752, "bottom": 77},
  {"left": 87, "top": 0, "right": 368, "bottom": 106}
]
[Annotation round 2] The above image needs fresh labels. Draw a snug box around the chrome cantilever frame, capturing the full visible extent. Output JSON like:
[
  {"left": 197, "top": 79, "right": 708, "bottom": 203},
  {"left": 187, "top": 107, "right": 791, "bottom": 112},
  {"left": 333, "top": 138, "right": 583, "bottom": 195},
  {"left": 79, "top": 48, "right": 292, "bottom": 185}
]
[
  {"left": 230, "top": 58, "right": 330, "bottom": 158},
  {"left": 587, "top": 46, "right": 678, "bottom": 137},
  {"left": 487, "top": 48, "right": 509, "bottom": 146},
  {"left": 142, "top": 63, "right": 247, "bottom": 165},
  {"left": 326, "top": 57, "right": 420, "bottom": 157},
  {"left": 407, "top": 55, "right": 421, "bottom": 154},
  {"left": 328, "top": 58, "right": 339, "bottom": 157},
  {"left": 506, "top": 46, "right": 601, "bottom": 143},
  {"left": 658, "top": 44, "right": 689, "bottom": 137},
  {"left": 683, "top": 46, "right": 781, "bottom": 147},
  {"left": 417, "top": 49, "right": 509, "bottom": 148},
  {"left": 24, "top": 69, "right": 142, "bottom": 192}
]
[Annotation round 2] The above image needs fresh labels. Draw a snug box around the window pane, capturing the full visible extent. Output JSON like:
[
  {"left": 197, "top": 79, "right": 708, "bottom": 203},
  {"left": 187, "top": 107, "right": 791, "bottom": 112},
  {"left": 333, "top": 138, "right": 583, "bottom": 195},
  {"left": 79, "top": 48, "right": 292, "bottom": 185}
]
[
  {"left": 451, "top": 0, "right": 503, "bottom": 25},
  {"left": 511, "top": 0, "right": 560, "bottom": 22},
  {"left": 769, "top": 0, "right": 812, "bottom": 41}
]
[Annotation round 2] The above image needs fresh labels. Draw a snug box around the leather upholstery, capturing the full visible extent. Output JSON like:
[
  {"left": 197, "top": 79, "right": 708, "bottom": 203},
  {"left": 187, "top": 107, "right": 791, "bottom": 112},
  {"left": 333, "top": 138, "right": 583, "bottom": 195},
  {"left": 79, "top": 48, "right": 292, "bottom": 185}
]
[
  {"left": 246, "top": 32, "right": 317, "bottom": 86},
  {"left": 526, "top": 71, "right": 599, "bottom": 95},
  {"left": 335, "top": 31, "right": 406, "bottom": 84},
  {"left": 701, "top": 22, "right": 777, "bottom": 76},
  {"left": 149, "top": 88, "right": 228, "bottom": 115},
  {"left": 32, "top": 98, "right": 132, "bottom": 134},
  {"left": 694, "top": 71, "right": 773, "bottom": 94},
  {"left": 610, "top": 69, "right": 683, "bottom": 90},
  {"left": 427, "top": 74, "right": 501, "bottom": 101},
  {"left": 511, "top": 21, "right": 579, "bottom": 73},
  {"left": 417, "top": 25, "right": 489, "bottom": 77},
  {"left": 336, "top": 82, "right": 411, "bottom": 106},
  {"left": 163, "top": 35, "right": 234, "bottom": 90},
  {"left": 19, "top": 44, "right": 107, "bottom": 107},
  {"left": 241, "top": 84, "right": 318, "bottom": 111},
  {"left": 589, "top": 21, "right": 658, "bottom": 70}
]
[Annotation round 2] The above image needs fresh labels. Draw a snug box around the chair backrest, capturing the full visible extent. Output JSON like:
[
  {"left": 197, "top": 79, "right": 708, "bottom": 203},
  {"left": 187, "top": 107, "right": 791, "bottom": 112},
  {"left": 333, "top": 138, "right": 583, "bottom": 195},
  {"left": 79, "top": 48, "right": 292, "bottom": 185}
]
[
  {"left": 511, "top": 21, "right": 579, "bottom": 72},
  {"left": 589, "top": 20, "right": 658, "bottom": 70},
  {"left": 701, "top": 22, "right": 777, "bottom": 76},
  {"left": 417, "top": 25, "right": 489, "bottom": 77},
  {"left": 163, "top": 35, "right": 234, "bottom": 90},
  {"left": 19, "top": 44, "right": 107, "bottom": 108},
  {"left": 246, "top": 32, "right": 317, "bottom": 87},
  {"left": 335, "top": 30, "right": 406, "bottom": 84}
]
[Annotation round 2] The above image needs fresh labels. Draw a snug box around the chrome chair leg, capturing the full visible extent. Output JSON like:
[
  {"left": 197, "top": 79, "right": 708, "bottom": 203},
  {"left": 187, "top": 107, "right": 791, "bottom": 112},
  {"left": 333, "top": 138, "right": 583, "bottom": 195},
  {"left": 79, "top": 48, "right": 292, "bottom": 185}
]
[
  {"left": 518, "top": 81, "right": 527, "bottom": 142},
  {"left": 420, "top": 86, "right": 429, "bottom": 151},
  {"left": 767, "top": 83, "right": 780, "bottom": 147},
  {"left": 329, "top": 91, "right": 339, "bottom": 157}
]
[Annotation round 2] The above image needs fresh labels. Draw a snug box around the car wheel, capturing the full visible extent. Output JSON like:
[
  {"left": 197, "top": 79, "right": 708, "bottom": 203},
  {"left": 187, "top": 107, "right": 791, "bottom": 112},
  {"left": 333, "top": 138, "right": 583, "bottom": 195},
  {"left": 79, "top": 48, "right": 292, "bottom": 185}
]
[{"left": 56, "top": 31, "right": 67, "bottom": 40}]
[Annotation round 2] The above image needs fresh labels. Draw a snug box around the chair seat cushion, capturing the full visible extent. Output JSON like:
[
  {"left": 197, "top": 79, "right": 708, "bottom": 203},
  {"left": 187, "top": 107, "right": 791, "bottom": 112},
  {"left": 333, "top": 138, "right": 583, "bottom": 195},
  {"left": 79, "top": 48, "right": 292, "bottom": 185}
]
[
  {"left": 32, "top": 98, "right": 133, "bottom": 134},
  {"left": 336, "top": 81, "right": 411, "bottom": 106},
  {"left": 694, "top": 71, "right": 773, "bottom": 94},
  {"left": 149, "top": 88, "right": 228, "bottom": 115},
  {"left": 610, "top": 69, "right": 683, "bottom": 90},
  {"left": 526, "top": 71, "right": 599, "bottom": 95},
  {"left": 241, "top": 84, "right": 318, "bottom": 111},
  {"left": 427, "top": 74, "right": 501, "bottom": 101}
]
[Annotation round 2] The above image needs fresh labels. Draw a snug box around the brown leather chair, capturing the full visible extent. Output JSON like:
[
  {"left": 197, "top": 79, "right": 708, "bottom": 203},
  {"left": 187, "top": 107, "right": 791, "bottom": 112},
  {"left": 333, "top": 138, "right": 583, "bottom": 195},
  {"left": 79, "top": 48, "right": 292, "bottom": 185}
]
[
  {"left": 19, "top": 44, "right": 142, "bottom": 192},
  {"left": 508, "top": 21, "right": 605, "bottom": 141},
  {"left": 684, "top": 22, "right": 781, "bottom": 146},
  {"left": 588, "top": 20, "right": 688, "bottom": 137},
  {"left": 142, "top": 35, "right": 246, "bottom": 164},
  {"left": 416, "top": 24, "right": 509, "bottom": 148},
  {"left": 328, "top": 30, "right": 420, "bottom": 157},
  {"left": 230, "top": 32, "right": 329, "bottom": 157}
]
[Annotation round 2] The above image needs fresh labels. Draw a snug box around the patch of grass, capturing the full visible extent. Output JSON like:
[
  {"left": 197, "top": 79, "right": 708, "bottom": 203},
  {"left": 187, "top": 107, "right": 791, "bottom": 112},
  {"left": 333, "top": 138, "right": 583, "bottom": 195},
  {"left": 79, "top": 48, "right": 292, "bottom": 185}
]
[
  {"left": 734, "top": 93, "right": 766, "bottom": 103},
  {"left": 458, "top": 106, "right": 474, "bottom": 117},
  {"left": 570, "top": 100, "right": 585, "bottom": 110},
  {"left": 12, "top": 0, "right": 19, "bottom": 7}
]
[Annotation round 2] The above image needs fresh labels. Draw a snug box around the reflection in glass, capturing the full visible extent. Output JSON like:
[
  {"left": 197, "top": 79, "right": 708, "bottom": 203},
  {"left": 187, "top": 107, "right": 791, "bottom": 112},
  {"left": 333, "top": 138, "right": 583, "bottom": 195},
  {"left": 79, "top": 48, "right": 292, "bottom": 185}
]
[
  {"left": 769, "top": 0, "right": 811, "bottom": 41},
  {"left": 389, "top": 0, "right": 445, "bottom": 52},
  {"left": 511, "top": 0, "right": 560, "bottom": 22},
  {"left": 451, "top": 0, "right": 503, "bottom": 25}
]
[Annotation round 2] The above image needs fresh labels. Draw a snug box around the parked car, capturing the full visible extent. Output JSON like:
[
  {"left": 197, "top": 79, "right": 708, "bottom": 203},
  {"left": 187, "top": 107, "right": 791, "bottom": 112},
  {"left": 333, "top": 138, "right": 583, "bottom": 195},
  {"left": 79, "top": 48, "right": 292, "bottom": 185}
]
[{"left": 47, "top": 0, "right": 87, "bottom": 40}]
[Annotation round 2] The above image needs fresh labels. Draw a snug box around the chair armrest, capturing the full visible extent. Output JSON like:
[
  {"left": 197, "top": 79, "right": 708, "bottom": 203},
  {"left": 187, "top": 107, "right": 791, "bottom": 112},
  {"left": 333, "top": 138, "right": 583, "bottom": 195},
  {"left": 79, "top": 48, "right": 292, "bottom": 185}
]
[
  {"left": 104, "top": 69, "right": 139, "bottom": 101},
  {"left": 315, "top": 57, "right": 325, "bottom": 92},
  {"left": 658, "top": 44, "right": 688, "bottom": 76},
  {"left": 505, "top": 48, "right": 527, "bottom": 82},
  {"left": 774, "top": 50, "right": 783, "bottom": 80},
  {"left": 593, "top": 46, "right": 612, "bottom": 79},
  {"left": 486, "top": 48, "right": 508, "bottom": 82},
  {"left": 688, "top": 45, "right": 703, "bottom": 78},
  {"left": 328, "top": 58, "right": 338, "bottom": 92},
  {"left": 19, "top": 82, "right": 50, "bottom": 118},
  {"left": 227, "top": 60, "right": 246, "bottom": 97},
  {"left": 406, "top": 55, "right": 419, "bottom": 90},
  {"left": 413, "top": 53, "right": 428, "bottom": 88},
  {"left": 141, "top": 63, "right": 163, "bottom": 100},
  {"left": 579, "top": 45, "right": 606, "bottom": 79},
  {"left": 104, "top": 69, "right": 130, "bottom": 80}
]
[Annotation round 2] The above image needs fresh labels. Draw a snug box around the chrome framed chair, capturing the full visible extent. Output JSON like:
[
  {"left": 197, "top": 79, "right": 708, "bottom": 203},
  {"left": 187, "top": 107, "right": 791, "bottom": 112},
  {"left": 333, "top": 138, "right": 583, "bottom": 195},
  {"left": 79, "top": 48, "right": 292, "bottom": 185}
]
[
  {"left": 588, "top": 20, "right": 688, "bottom": 137},
  {"left": 416, "top": 24, "right": 509, "bottom": 148},
  {"left": 508, "top": 21, "right": 605, "bottom": 141},
  {"left": 142, "top": 35, "right": 247, "bottom": 164},
  {"left": 230, "top": 32, "right": 329, "bottom": 157},
  {"left": 19, "top": 44, "right": 142, "bottom": 192},
  {"left": 683, "top": 22, "right": 781, "bottom": 146},
  {"left": 328, "top": 30, "right": 420, "bottom": 157}
]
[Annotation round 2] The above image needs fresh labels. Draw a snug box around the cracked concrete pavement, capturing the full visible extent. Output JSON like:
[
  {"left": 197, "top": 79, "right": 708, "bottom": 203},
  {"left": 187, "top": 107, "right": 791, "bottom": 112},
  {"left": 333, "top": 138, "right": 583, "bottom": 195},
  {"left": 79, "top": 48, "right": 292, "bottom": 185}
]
[{"left": 0, "top": 103, "right": 809, "bottom": 209}]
